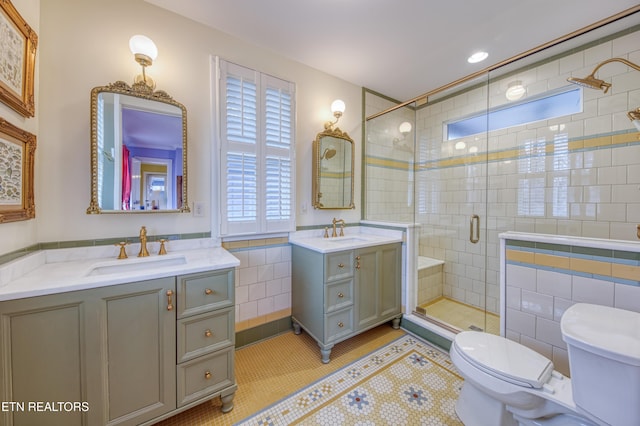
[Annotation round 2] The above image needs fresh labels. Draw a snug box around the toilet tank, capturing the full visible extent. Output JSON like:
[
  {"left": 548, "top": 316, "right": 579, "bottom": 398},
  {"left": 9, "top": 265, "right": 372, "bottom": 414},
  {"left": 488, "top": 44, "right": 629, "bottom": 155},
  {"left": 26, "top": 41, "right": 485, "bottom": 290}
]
[{"left": 561, "top": 303, "right": 640, "bottom": 426}]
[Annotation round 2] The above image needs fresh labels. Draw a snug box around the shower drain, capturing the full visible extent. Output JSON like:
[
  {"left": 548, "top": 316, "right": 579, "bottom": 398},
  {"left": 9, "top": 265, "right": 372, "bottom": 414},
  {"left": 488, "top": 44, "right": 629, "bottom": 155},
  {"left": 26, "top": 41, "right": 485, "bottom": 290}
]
[{"left": 468, "top": 325, "right": 484, "bottom": 331}]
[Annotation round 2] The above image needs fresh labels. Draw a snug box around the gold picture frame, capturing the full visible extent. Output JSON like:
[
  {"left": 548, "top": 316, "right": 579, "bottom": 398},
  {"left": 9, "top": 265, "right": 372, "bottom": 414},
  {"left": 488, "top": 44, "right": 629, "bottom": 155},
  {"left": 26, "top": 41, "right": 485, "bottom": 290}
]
[
  {"left": 0, "top": 0, "right": 37, "bottom": 117},
  {"left": 0, "top": 117, "right": 35, "bottom": 222}
]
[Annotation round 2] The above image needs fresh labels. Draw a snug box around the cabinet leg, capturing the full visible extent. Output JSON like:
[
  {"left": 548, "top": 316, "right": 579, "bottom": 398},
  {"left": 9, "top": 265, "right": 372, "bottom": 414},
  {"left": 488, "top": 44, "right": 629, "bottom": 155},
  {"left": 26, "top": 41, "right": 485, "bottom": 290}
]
[
  {"left": 292, "top": 320, "right": 301, "bottom": 335},
  {"left": 391, "top": 315, "right": 401, "bottom": 330},
  {"left": 319, "top": 343, "right": 333, "bottom": 364},
  {"left": 221, "top": 391, "right": 235, "bottom": 413}
]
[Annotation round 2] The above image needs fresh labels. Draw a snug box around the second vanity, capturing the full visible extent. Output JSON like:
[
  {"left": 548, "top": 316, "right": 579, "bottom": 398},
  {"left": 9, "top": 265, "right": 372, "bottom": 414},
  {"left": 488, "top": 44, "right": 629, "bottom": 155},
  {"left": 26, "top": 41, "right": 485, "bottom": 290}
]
[
  {"left": 289, "top": 226, "right": 404, "bottom": 363},
  {"left": 0, "top": 239, "right": 239, "bottom": 426}
]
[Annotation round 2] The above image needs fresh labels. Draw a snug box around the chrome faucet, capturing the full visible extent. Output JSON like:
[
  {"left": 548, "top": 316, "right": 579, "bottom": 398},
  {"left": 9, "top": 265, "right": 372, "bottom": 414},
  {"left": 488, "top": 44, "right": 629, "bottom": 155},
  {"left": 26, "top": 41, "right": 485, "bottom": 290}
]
[
  {"left": 332, "top": 218, "right": 345, "bottom": 237},
  {"left": 138, "top": 226, "right": 150, "bottom": 257}
]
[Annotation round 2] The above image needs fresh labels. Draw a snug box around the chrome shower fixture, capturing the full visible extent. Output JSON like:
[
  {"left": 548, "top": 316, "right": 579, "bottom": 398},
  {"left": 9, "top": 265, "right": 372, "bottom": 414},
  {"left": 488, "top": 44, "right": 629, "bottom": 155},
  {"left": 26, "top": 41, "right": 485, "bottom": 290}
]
[{"left": 567, "top": 57, "right": 640, "bottom": 93}]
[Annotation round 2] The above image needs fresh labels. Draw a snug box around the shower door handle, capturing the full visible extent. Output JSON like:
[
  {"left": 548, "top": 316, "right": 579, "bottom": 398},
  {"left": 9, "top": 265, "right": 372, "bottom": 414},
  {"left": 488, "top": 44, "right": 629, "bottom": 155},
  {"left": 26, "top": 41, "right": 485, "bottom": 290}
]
[{"left": 470, "top": 214, "right": 480, "bottom": 244}]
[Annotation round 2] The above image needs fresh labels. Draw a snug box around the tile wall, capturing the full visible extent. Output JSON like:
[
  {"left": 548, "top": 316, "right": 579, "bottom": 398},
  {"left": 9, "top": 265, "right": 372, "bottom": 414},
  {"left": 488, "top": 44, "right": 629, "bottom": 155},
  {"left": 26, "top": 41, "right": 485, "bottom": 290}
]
[
  {"left": 222, "top": 238, "right": 292, "bottom": 333},
  {"left": 502, "top": 232, "right": 640, "bottom": 376}
]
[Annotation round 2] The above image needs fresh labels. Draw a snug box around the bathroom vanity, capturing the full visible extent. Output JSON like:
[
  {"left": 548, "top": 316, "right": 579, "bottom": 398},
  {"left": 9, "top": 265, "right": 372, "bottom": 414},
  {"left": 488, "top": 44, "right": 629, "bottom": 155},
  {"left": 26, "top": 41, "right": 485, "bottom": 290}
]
[
  {"left": 0, "top": 241, "right": 239, "bottom": 426},
  {"left": 290, "top": 229, "right": 403, "bottom": 363}
]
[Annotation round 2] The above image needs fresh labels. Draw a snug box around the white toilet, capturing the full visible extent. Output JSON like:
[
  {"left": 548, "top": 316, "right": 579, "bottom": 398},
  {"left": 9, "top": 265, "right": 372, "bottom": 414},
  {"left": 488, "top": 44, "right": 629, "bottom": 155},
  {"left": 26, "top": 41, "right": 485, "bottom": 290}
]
[{"left": 450, "top": 303, "right": 640, "bottom": 426}]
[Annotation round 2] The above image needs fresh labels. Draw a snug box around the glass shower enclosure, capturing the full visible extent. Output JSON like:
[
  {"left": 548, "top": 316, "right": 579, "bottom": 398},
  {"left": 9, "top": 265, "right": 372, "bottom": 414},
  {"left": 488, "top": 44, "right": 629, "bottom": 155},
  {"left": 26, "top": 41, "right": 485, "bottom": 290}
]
[{"left": 363, "top": 9, "right": 640, "bottom": 337}]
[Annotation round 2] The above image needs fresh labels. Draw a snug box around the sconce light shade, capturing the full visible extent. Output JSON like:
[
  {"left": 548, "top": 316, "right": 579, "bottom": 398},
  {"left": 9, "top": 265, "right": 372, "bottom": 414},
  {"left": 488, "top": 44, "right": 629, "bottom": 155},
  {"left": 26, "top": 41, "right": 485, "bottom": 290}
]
[
  {"left": 628, "top": 108, "right": 640, "bottom": 131},
  {"left": 399, "top": 121, "right": 412, "bottom": 135},
  {"left": 129, "top": 35, "right": 158, "bottom": 65},
  {"left": 506, "top": 81, "right": 526, "bottom": 101},
  {"left": 331, "top": 99, "right": 346, "bottom": 115}
]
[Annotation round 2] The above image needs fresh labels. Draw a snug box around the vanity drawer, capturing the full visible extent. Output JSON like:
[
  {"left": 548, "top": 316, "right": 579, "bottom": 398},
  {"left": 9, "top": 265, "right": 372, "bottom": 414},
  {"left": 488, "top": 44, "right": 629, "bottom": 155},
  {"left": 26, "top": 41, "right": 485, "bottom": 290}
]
[
  {"left": 325, "top": 251, "right": 354, "bottom": 282},
  {"left": 177, "top": 347, "right": 234, "bottom": 407},
  {"left": 325, "top": 279, "right": 353, "bottom": 313},
  {"left": 177, "top": 269, "right": 234, "bottom": 319},
  {"left": 325, "top": 308, "right": 353, "bottom": 343},
  {"left": 177, "top": 307, "right": 234, "bottom": 363}
]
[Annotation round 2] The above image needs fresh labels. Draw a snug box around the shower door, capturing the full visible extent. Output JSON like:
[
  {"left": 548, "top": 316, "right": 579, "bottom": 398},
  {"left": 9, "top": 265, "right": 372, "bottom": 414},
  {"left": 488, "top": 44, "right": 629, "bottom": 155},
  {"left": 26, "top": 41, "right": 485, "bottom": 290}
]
[{"left": 413, "top": 85, "right": 494, "bottom": 333}]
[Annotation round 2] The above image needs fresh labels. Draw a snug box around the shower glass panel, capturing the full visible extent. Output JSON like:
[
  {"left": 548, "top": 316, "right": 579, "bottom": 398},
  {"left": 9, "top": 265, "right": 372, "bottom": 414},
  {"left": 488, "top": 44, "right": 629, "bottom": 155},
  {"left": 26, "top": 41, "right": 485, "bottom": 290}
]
[
  {"left": 413, "top": 74, "right": 493, "bottom": 334},
  {"left": 363, "top": 96, "right": 416, "bottom": 224}
]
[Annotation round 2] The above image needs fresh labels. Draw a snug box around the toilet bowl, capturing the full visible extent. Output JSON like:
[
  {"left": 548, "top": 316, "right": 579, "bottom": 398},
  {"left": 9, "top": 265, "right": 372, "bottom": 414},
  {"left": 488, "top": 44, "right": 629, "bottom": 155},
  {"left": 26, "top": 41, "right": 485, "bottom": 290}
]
[{"left": 450, "top": 303, "right": 640, "bottom": 426}]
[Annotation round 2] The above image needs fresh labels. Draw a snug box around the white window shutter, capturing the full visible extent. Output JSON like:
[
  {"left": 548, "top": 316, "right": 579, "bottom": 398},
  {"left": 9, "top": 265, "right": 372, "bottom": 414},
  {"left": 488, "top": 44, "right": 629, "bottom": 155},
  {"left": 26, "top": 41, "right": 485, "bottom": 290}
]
[{"left": 219, "top": 60, "right": 295, "bottom": 236}]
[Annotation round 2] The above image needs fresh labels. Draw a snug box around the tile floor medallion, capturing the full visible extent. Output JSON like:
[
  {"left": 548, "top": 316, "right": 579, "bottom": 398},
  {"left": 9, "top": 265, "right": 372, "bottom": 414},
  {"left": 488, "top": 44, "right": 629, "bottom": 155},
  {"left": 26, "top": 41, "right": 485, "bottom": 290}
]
[{"left": 235, "top": 334, "right": 464, "bottom": 425}]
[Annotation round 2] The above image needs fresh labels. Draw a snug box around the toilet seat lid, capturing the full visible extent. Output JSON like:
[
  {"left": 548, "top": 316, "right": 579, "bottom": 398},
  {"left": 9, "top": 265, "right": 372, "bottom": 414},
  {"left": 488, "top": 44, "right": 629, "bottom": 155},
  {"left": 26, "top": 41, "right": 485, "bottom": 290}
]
[{"left": 454, "top": 331, "right": 554, "bottom": 389}]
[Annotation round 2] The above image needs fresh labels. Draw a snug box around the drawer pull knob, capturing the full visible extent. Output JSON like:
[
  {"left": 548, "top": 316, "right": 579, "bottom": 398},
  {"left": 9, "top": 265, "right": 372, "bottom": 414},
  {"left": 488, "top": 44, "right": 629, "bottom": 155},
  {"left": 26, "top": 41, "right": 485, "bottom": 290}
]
[
  {"left": 204, "top": 371, "right": 212, "bottom": 380},
  {"left": 204, "top": 288, "right": 213, "bottom": 295},
  {"left": 204, "top": 329, "right": 212, "bottom": 337},
  {"left": 338, "top": 322, "right": 344, "bottom": 328},
  {"left": 166, "top": 290, "right": 174, "bottom": 311},
  {"left": 338, "top": 292, "right": 344, "bottom": 298},
  {"left": 338, "top": 263, "right": 344, "bottom": 268}
]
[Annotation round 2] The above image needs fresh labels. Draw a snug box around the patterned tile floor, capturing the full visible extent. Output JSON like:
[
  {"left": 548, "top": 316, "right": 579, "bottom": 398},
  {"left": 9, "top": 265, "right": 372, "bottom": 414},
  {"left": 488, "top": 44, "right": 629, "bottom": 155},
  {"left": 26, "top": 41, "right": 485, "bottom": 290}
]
[
  {"left": 238, "top": 334, "right": 463, "bottom": 425},
  {"left": 157, "top": 325, "right": 409, "bottom": 425}
]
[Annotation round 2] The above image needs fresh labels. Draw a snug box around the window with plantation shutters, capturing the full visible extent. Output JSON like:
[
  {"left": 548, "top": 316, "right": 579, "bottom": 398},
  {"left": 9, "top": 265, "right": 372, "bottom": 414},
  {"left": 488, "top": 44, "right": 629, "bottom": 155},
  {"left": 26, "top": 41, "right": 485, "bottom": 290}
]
[{"left": 219, "top": 59, "right": 295, "bottom": 236}]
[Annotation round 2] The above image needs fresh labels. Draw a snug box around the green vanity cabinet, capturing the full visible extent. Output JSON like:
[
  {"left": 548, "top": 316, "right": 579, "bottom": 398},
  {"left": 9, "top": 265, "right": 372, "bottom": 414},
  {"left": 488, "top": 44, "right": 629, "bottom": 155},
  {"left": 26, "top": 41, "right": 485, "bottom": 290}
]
[
  {"left": 0, "top": 268, "right": 236, "bottom": 426},
  {"left": 292, "top": 242, "right": 402, "bottom": 363},
  {"left": 0, "top": 289, "right": 99, "bottom": 426}
]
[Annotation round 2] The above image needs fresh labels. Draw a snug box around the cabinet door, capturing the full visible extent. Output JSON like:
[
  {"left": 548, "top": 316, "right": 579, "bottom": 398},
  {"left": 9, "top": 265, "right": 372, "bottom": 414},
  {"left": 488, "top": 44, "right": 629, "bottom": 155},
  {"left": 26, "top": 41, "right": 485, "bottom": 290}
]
[
  {"left": 94, "top": 277, "right": 176, "bottom": 426},
  {"left": 355, "top": 243, "right": 402, "bottom": 331},
  {"left": 379, "top": 243, "right": 401, "bottom": 318},
  {"left": 0, "top": 292, "right": 100, "bottom": 426},
  {"left": 355, "top": 246, "right": 379, "bottom": 330}
]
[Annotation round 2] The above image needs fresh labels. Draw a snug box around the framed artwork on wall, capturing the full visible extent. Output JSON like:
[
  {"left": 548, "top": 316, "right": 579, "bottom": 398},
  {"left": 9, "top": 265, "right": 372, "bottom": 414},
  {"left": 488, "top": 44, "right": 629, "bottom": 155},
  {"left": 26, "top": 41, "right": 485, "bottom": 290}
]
[
  {"left": 0, "top": 117, "right": 35, "bottom": 223},
  {"left": 0, "top": 0, "right": 37, "bottom": 117}
]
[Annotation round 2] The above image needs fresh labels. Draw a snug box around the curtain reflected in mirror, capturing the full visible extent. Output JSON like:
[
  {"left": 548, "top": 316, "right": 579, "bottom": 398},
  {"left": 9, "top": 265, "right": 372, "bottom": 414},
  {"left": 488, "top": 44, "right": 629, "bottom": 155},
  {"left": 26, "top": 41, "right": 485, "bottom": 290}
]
[{"left": 87, "top": 81, "right": 189, "bottom": 214}]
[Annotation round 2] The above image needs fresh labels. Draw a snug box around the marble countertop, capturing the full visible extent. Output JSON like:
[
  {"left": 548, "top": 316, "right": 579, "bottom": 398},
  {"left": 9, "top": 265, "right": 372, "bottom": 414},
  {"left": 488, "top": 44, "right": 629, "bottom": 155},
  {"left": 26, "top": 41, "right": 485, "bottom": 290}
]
[
  {"left": 0, "top": 239, "right": 239, "bottom": 302},
  {"left": 289, "top": 226, "right": 404, "bottom": 253}
]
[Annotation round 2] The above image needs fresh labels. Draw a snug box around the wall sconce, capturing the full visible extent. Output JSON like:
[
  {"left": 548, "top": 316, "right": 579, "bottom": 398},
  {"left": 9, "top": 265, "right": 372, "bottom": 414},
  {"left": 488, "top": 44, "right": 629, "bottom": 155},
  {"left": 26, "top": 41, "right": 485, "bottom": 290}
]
[
  {"left": 129, "top": 35, "right": 158, "bottom": 90},
  {"left": 567, "top": 58, "right": 640, "bottom": 131},
  {"left": 393, "top": 121, "right": 413, "bottom": 152},
  {"left": 325, "top": 99, "right": 345, "bottom": 130},
  {"left": 505, "top": 80, "right": 526, "bottom": 101}
]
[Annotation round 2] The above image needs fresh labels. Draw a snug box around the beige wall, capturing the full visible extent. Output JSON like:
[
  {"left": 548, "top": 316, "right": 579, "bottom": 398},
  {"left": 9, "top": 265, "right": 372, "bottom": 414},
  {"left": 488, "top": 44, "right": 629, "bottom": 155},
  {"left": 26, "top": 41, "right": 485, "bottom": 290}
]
[{"left": 1, "top": 0, "right": 363, "bottom": 256}]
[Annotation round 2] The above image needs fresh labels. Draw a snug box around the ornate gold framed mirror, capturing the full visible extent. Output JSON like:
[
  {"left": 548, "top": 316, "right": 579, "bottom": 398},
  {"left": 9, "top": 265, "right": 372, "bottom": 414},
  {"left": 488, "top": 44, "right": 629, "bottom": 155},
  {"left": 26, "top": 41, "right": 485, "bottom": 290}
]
[
  {"left": 87, "top": 81, "right": 189, "bottom": 214},
  {"left": 312, "top": 127, "right": 355, "bottom": 209}
]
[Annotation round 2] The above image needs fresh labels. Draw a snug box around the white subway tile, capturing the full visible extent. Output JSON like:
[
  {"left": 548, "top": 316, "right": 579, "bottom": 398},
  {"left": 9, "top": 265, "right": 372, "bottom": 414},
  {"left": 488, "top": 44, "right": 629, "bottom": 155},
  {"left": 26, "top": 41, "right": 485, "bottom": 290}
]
[{"left": 572, "top": 276, "right": 614, "bottom": 306}]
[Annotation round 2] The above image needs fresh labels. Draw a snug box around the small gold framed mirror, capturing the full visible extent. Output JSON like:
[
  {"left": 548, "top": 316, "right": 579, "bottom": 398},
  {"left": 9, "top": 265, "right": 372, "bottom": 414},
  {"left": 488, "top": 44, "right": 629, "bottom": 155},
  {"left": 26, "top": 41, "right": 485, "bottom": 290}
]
[
  {"left": 312, "top": 127, "right": 355, "bottom": 209},
  {"left": 87, "top": 81, "right": 189, "bottom": 214}
]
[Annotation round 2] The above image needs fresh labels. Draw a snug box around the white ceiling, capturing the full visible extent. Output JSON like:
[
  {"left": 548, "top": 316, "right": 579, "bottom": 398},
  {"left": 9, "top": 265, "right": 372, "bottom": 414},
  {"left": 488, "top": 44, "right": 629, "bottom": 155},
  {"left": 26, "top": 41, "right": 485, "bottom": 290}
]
[{"left": 146, "top": 0, "right": 640, "bottom": 101}]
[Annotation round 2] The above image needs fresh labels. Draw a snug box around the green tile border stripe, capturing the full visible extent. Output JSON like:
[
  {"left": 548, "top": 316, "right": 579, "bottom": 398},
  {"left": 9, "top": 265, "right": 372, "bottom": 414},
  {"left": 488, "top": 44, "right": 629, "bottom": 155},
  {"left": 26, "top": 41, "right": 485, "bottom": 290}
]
[
  {"left": 506, "top": 239, "right": 640, "bottom": 286},
  {"left": 0, "top": 232, "right": 212, "bottom": 267}
]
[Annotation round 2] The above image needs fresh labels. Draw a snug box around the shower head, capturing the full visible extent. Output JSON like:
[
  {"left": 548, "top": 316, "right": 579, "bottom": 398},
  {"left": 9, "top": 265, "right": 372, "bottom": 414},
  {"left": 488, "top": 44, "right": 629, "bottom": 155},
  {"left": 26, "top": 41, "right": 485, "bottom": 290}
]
[
  {"left": 567, "top": 57, "right": 640, "bottom": 94},
  {"left": 567, "top": 74, "right": 612, "bottom": 93},
  {"left": 321, "top": 147, "right": 336, "bottom": 160}
]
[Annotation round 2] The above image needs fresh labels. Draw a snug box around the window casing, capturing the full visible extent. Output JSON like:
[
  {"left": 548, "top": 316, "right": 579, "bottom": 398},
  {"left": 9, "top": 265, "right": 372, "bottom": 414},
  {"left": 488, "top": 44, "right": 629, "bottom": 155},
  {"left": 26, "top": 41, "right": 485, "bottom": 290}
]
[{"left": 218, "top": 60, "right": 295, "bottom": 236}]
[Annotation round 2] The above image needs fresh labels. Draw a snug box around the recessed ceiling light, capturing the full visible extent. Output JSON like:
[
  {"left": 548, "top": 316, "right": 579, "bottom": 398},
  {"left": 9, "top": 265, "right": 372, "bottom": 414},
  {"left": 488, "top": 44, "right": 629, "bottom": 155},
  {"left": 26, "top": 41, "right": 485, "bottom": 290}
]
[{"left": 467, "top": 51, "right": 488, "bottom": 64}]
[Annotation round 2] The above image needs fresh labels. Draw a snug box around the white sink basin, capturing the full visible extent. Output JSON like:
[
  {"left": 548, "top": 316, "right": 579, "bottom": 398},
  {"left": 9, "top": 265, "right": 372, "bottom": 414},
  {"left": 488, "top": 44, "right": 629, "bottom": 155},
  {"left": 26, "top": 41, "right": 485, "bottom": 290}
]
[
  {"left": 86, "top": 254, "right": 187, "bottom": 276},
  {"left": 327, "top": 237, "right": 369, "bottom": 244}
]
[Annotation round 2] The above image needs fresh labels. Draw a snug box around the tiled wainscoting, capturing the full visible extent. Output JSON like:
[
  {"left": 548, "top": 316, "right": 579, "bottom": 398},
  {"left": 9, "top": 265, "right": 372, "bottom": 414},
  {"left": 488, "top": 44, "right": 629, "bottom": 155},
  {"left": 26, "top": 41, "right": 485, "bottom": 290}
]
[
  {"left": 501, "top": 231, "right": 640, "bottom": 376},
  {"left": 222, "top": 238, "right": 293, "bottom": 346}
]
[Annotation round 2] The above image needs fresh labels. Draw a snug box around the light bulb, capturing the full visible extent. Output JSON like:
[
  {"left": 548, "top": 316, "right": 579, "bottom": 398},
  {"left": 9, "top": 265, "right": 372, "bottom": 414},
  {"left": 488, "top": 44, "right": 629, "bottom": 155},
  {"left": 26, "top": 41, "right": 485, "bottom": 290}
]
[
  {"left": 129, "top": 35, "right": 158, "bottom": 62},
  {"left": 399, "top": 121, "right": 412, "bottom": 135},
  {"left": 331, "top": 99, "right": 345, "bottom": 115}
]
